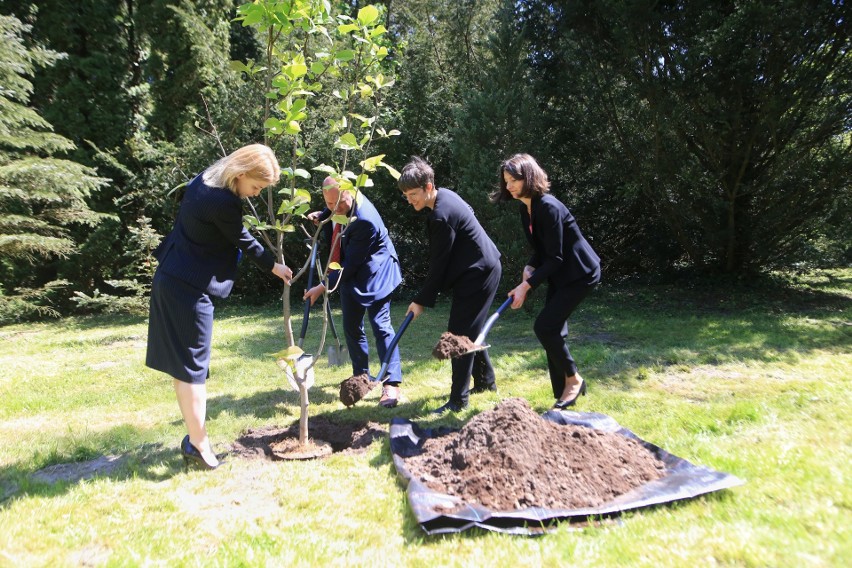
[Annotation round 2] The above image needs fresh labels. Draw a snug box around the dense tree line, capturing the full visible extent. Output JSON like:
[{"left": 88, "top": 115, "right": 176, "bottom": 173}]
[{"left": 0, "top": 0, "right": 848, "bottom": 323}]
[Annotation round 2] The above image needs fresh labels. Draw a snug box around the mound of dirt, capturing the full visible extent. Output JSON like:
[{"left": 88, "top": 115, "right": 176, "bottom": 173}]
[
  {"left": 230, "top": 417, "right": 387, "bottom": 459},
  {"left": 432, "top": 332, "right": 478, "bottom": 359},
  {"left": 402, "top": 398, "right": 666, "bottom": 511},
  {"left": 339, "top": 373, "right": 375, "bottom": 406}
]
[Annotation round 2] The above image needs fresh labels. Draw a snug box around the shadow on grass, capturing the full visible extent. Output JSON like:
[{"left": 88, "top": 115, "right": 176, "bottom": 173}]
[{"left": 0, "top": 426, "right": 196, "bottom": 508}]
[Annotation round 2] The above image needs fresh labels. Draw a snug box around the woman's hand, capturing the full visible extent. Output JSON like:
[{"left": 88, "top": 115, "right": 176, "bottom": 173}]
[
  {"left": 303, "top": 284, "right": 326, "bottom": 306},
  {"left": 508, "top": 281, "right": 531, "bottom": 309},
  {"left": 407, "top": 302, "right": 425, "bottom": 320},
  {"left": 272, "top": 263, "right": 293, "bottom": 284}
]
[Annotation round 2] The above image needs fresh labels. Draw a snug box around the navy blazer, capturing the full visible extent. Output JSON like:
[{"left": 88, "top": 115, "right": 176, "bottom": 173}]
[
  {"left": 414, "top": 188, "right": 501, "bottom": 307},
  {"left": 153, "top": 173, "right": 275, "bottom": 298},
  {"left": 321, "top": 193, "right": 401, "bottom": 306},
  {"left": 521, "top": 194, "right": 600, "bottom": 289}
]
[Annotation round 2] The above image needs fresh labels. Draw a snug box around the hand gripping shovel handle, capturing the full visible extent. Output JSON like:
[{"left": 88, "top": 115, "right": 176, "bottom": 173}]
[
  {"left": 374, "top": 311, "right": 414, "bottom": 384},
  {"left": 472, "top": 296, "right": 513, "bottom": 346}
]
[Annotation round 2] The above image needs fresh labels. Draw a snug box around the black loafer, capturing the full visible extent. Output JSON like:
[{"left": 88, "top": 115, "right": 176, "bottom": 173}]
[{"left": 431, "top": 400, "right": 468, "bottom": 415}]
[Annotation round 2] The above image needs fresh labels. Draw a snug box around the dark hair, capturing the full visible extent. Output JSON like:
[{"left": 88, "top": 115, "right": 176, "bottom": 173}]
[
  {"left": 491, "top": 153, "right": 550, "bottom": 203},
  {"left": 398, "top": 156, "right": 435, "bottom": 191}
]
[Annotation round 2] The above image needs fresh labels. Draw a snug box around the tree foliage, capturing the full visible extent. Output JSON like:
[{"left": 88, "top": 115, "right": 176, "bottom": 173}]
[
  {"left": 517, "top": 0, "right": 851, "bottom": 273},
  {"left": 0, "top": 14, "right": 109, "bottom": 322}
]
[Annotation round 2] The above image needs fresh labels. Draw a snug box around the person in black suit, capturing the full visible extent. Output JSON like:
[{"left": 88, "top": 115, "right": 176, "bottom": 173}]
[
  {"left": 399, "top": 157, "right": 502, "bottom": 414},
  {"left": 493, "top": 153, "right": 601, "bottom": 409},
  {"left": 146, "top": 144, "right": 292, "bottom": 469},
  {"left": 304, "top": 177, "right": 404, "bottom": 407}
]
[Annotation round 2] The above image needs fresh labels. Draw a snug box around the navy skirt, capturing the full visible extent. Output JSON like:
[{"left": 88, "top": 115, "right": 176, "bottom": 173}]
[{"left": 146, "top": 270, "right": 214, "bottom": 384}]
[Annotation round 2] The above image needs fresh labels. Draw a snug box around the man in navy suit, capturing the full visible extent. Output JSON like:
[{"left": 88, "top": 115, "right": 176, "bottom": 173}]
[
  {"left": 399, "top": 157, "right": 502, "bottom": 414},
  {"left": 304, "top": 177, "right": 404, "bottom": 407}
]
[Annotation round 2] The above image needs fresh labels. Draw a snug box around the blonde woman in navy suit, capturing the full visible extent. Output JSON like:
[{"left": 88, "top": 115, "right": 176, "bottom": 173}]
[
  {"left": 493, "top": 153, "right": 601, "bottom": 409},
  {"left": 146, "top": 144, "right": 292, "bottom": 469}
]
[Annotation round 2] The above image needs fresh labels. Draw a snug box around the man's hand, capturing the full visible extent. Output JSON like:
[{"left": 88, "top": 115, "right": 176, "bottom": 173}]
[
  {"left": 508, "top": 281, "right": 531, "bottom": 309},
  {"left": 272, "top": 263, "right": 292, "bottom": 285},
  {"left": 522, "top": 265, "right": 534, "bottom": 283},
  {"left": 407, "top": 302, "right": 425, "bottom": 320},
  {"left": 306, "top": 210, "right": 323, "bottom": 226},
  {"left": 303, "top": 284, "right": 326, "bottom": 306}
]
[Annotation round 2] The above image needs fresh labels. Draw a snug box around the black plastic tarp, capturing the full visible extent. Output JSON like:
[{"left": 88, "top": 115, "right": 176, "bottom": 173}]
[{"left": 390, "top": 410, "right": 745, "bottom": 535}]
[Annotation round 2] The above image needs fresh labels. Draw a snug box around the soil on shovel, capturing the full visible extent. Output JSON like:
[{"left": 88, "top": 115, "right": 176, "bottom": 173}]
[
  {"left": 402, "top": 398, "right": 666, "bottom": 512},
  {"left": 432, "top": 332, "right": 478, "bottom": 359},
  {"left": 230, "top": 417, "right": 387, "bottom": 460},
  {"left": 339, "top": 373, "right": 375, "bottom": 406}
]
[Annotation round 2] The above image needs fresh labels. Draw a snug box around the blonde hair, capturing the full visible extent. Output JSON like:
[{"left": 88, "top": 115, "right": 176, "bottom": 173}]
[{"left": 202, "top": 144, "right": 281, "bottom": 194}]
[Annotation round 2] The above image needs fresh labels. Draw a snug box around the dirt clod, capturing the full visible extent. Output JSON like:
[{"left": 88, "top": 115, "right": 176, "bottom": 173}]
[
  {"left": 339, "top": 373, "right": 375, "bottom": 406},
  {"left": 402, "top": 398, "right": 666, "bottom": 511},
  {"left": 432, "top": 332, "right": 478, "bottom": 359}
]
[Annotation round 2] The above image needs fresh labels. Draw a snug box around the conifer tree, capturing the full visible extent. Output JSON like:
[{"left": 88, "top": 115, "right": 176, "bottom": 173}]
[{"left": 0, "top": 14, "right": 108, "bottom": 322}]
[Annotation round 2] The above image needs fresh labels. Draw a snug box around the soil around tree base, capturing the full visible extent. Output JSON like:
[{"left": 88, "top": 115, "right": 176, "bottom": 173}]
[
  {"left": 230, "top": 417, "right": 387, "bottom": 460},
  {"left": 402, "top": 398, "right": 666, "bottom": 512}
]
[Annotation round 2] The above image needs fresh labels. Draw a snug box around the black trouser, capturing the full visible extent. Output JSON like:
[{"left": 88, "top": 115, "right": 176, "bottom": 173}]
[
  {"left": 446, "top": 263, "right": 502, "bottom": 406},
  {"left": 534, "top": 269, "right": 600, "bottom": 399}
]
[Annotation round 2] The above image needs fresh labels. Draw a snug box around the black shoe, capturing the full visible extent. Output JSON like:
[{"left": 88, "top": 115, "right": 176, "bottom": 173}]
[
  {"left": 181, "top": 435, "right": 220, "bottom": 470},
  {"left": 470, "top": 384, "right": 497, "bottom": 394},
  {"left": 431, "top": 400, "right": 468, "bottom": 415},
  {"left": 553, "top": 379, "right": 587, "bottom": 410}
]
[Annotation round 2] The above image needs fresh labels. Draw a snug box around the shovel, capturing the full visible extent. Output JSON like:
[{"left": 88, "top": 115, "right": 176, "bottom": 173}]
[
  {"left": 454, "top": 296, "right": 513, "bottom": 357},
  {"left": 298, "top": 239, "right": 348, "bottom": 366},
  {"left": 339, "top": 311, "right": 414, "bottom": 407}
]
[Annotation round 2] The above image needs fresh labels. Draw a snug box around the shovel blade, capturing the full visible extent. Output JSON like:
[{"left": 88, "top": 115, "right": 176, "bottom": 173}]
[
  {"left": 454, "top": 343, "right": 490, "bottom": 358},
  {"left": 327, "top": 344, "right": 349, "bottom": 366}
]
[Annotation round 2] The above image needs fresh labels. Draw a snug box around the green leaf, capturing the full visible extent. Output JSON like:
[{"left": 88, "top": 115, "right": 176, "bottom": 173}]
[
  {"left": 274, "top": 345, "right": 304, "bottom": 360},
  {"left": 370, "top": 25, "right": 388, "bottom": 38},
  {"left": 313, "top": 164, "right": 337, "bottom": 174},
  {"left": 335, "top": 132, "right": 361, "bottom": 150},
  {"left": 335, "top": 50, "right": 355, "bottom": 62},
  {"left": 328, "top": 262, "right": 342, "bottom": 271},
  {"left": 355, "top": 173, "right": 373, "bottom": 188},
  {"left": 380, "top": 162, "right": 401, "bottom": 180},
  {"left": 360, "top": 154, "right": 386, "bottom": 172},
  {"left": 295, "top": 188, "right": 312, "bottom": 202},
  {"left": 331, "top": 214, "right": 350, "bottom": 225},
  {"left": 357, "top": 5, "right": 379, "bottom": 26},
  {"left": 337, "top": 23, "right": 360, "bottom": 34},
  {"left": 285, "top": 121, "right": 302, "bottom": 134},
  {"left": 294, "top": 169, "right": 310, "bottom": 179}
]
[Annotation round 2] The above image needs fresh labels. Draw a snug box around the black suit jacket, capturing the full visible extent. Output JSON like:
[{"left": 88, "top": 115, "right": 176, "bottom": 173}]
[
  {"left": 153, "top": 173, "right": 275, "bottom": 298},
  {"left": 414, "top": 188, "right": 501, "bottom": 307},
  {"left": 521, "top": 194, "right": 600, "bottom": 289}
]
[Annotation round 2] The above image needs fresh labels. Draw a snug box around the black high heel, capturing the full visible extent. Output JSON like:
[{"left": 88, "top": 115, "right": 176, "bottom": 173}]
[
  {"left": 180, "top": 435, "right": 220, "bottom": 470},
  {"left": 553, "top": 379, "right": 587, "bottom": 410}
]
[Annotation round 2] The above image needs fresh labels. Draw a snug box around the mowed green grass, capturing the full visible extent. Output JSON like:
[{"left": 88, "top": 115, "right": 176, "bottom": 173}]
[{"left": 0, "top": 269, "right": 849, "bottom": 566}]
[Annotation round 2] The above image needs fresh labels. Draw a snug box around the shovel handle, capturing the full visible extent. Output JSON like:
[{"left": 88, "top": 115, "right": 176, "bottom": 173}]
[
  {"left": 375, "top": 311, "right": 414, "bottom": 383},
  {"left": 472, "top": 296, "right": 513, "bottom": 346},
  {"left": 298, "top": 242, "right": 319, "bottom": 345}
]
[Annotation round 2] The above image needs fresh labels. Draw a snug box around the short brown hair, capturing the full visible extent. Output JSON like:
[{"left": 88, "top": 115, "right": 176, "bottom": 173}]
[{"left": 491, "top": 153, "right": 550, "bottom": 203}]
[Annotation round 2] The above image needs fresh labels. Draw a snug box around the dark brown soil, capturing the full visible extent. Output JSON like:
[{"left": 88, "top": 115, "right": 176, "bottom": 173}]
[
  {"left": 403, "top": 398, "right": 666, "bottom": 511},
  {"left": 432, "top": 332, "right": 478, "bottom": 359},
  {"left": 230, "top": 417, "right": 387, "bottom": 459},
  {"left": 339, "top": 373, "right": 375, "bottom": 406}
]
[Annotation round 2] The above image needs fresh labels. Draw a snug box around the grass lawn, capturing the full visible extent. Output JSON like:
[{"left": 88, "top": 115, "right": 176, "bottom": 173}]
[{"left": 0, "top": 269, "right": 849, "bottom": 566}]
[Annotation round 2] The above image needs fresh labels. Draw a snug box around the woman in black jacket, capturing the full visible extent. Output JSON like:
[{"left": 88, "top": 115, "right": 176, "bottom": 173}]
[
  {"left": 493, "top": 153, "right": 601, "bottom": 409},
  {"left": 146, "top": 144, "right": 292, "bottom": 469},
  {"left": 400, "top": 157, "right": 502, "bottom": 414}
]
